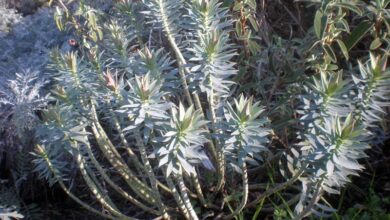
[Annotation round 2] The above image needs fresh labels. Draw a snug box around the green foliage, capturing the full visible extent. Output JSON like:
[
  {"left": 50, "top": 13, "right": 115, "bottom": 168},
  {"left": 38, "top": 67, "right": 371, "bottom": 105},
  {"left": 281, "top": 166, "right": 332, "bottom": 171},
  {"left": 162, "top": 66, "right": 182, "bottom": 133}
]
[{"left": 336, "top": 188, "right": 390, "bottom": 220}]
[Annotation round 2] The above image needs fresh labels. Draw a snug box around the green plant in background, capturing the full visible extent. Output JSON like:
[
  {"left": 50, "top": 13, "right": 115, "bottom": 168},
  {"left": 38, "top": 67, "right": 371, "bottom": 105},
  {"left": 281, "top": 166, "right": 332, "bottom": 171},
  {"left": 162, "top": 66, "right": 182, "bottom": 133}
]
[
  {"left": 312, "top": 0, "right": 364, "bottom": 62},
  {"left": 309, "top": 0, "right": 390, "bottom": 66},
  {"left": 231, "top": 0, "right": 261, "bottom": 56},
  {"left": 336, "top": 188, "right": 390, "bottom": 220},
  {"left": 27, "top": 0, "right": 390, "bottom": 219}
]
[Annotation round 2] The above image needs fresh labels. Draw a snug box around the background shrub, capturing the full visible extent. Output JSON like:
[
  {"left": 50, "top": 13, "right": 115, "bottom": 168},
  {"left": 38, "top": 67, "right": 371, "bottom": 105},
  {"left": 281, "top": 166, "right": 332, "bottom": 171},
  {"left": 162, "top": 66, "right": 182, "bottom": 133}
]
[{"left": 1, "top": 0, "right": 389, "bottom": 219}]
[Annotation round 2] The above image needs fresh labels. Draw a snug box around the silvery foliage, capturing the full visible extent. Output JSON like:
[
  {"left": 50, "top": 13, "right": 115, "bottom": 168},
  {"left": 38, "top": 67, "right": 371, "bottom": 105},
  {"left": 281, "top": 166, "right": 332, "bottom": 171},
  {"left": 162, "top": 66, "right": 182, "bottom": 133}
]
[
  {"left": 0, "top": 6, "right": 57, "bottom": 212},
  {"left": 33, "top": 0, "right": 267, "bottom": 185},
  {"left": 104, "top": 2, "right": 146, "bottom": 72},
  {"left": 185, "top": 0, "right": 240, "bottom": 157},
  {"left": 33, "top": 104, "right": 84, "bottom": 186},
  {"left": 187, "top": 0, "right": 236, "bottom": 98},
  {"left": 0, "top": 3, "right": 22, "bottom": 34},
  {"left": 297, "top": 71, "right": 352, "bottom": 135},
  {"left": 353, "top": 54, "right": 390, "bottom": 129},
  {"left": 136, "top": 48, "right": 179, "bottom": 91},
  {"left": 50, "top": 52, "right": 103, "bottom": 103},
  {"left": 142, "top": 0, "right": 183, "bottom": 38},
  {"left": 295, "top": 115, "right": 370, "bottom": 216},
  {"left": 0, "top": 7, "right": 67, "bottom": 75},
  {"left": 0, "top": 70, "right": 48, "bottom": 139},
  {"left": 102, "top": 19, "right": 137, "bottom": 69},
  {"left": 0, "top": 70, "right": 48, "bottom": 198},
  {"left": 155, "top": 103, "right": 209, "bottom": 176},
  {"left": 117, "top": 73, "right": 173, "bottom": 140},
  {"left": 0, "top": 206, "right": 24, "bottom": 220},
  {"left": 224, "top": 95, "right": 270, "bottom": 171},
  {"left": 25, "top": 0, "right": 389, "bottom": 219},
  {"left": 34, "top": 0, "right": 390, "bottom": 219},
  {"left": 189, "top": 32, "right": 236, "bottom": 98},
  {"left": 294, "top": 54, "right": 390, "bottom": 217},
  {"left": 31, "top": 142, "right": 71, "bottom": 187},
  {"left": 186, "top": 0, "right": 231, "bottom": 33}
]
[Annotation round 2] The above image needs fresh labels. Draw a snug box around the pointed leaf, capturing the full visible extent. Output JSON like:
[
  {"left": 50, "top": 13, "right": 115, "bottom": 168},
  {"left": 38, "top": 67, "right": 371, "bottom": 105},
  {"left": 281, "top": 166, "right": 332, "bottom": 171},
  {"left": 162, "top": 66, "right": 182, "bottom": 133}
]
[
  {"left": 336, "top": 39, "right": 349, "bottom": 60},
  {"left": 323, "top": 44, "right": 337, "bottom": 63},
  {"left": 345, "top": 21, "right": 373, "bottom": 51},
  {"left": 370, "top": 38, "right": 382, "bottom": 50},
  {"left": 314, "top": 10, "right": 328, "bottom": 39},
  {"left": 334, "top": 3, "right": 363, "bottom": 16}
]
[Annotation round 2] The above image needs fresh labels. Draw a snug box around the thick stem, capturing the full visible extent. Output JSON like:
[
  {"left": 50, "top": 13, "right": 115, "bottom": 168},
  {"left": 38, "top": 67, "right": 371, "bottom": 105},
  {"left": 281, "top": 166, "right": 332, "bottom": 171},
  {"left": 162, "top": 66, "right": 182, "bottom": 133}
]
[
  {"left": 176, "top": 171, "right": 199, "bottom": 220},
  {"left": 36, "top": 144, "right": 127, "bottom": 220},
  {"left": 157, "top": 0, "right": 193, "bottom": 106},
  {"left": 193, "top": 93, "right": 203, "bottom": 112},
  {"left": 90, "top": 105, "right": 155, "bottom": 204},
  {"left": 84, "top": 140, "right": 161, "bottom": 215},
  {"left": 134, "top": 131, "right": 170, "bottom": 219},
  {"left": 223, "top": 162, "right": 248, "bottom": 220},
  {"left": 214, "top": 151, "right": 225, "bottom": 193},
  {"left": 72, "top": 142, "right": 130, "bottom": 219},
  {"left": 166, "top": 175, "right": 191, "bottom": 220},
  {"left": 208, "top": 92, "right": 225, "bottom": 192},
  {"left": 155, "top": 0, "right": 221, "bottom": 181},
  {"left": 293, "top": 183, "right": 322, "bottom": 220},
  {"left": 58, "top": 179, "right": 120, "bottom": 220},
  {"left": 109, "top": 109, "right": 144, "bottom": 169},
  {"left": 107, "top": 109, "right": 150, "bottom": 185},
  {"left": 191, "top": 172, "right": 207, "bottom": 207}
]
